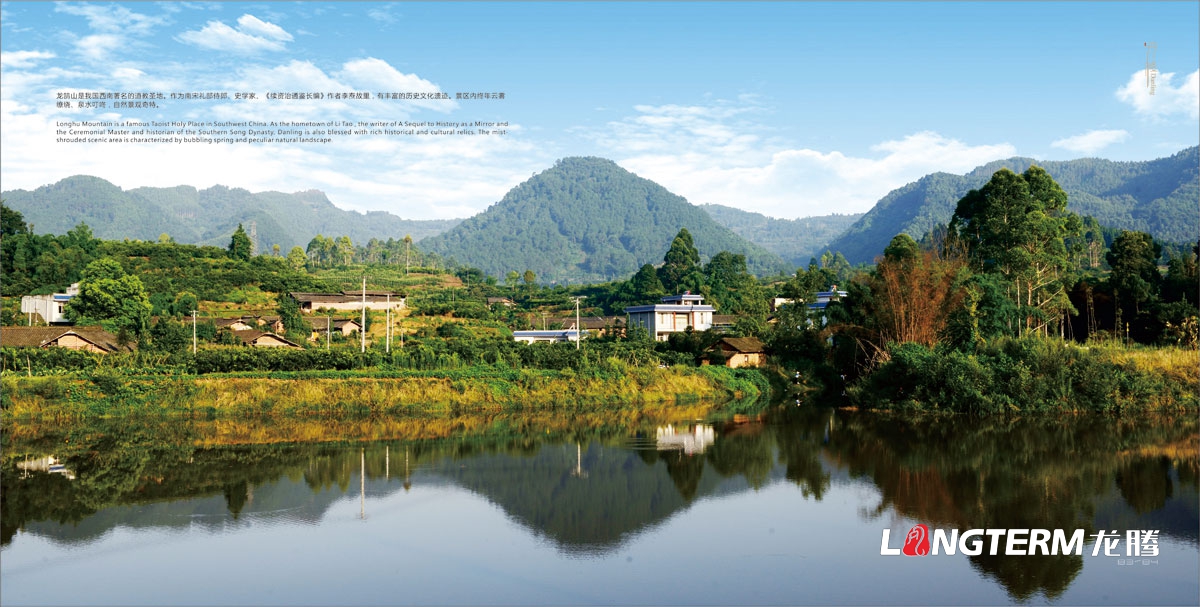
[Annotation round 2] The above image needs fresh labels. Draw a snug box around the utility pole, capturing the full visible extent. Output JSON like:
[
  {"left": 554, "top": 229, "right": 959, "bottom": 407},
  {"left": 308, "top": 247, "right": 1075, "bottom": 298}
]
[
  {"left": 386, "top": 293, "right": 391, "bottom": 353},
  {"left": 192, "top": 310, "right": 197, "bottom": 354},
  {"left": 571, "top": 296, "right": 585, "bottom": 350},
  {"left": 326, "top": 315, "right": 331, "bottom": 350}
]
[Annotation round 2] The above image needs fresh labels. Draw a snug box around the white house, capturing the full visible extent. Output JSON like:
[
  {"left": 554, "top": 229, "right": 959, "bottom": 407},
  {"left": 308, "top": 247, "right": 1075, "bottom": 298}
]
[
  {"left": 19, "top": 283, "right": 80, "bottom": 324},
  {"left": 624, "top": 293, "right": 716, "bottom": 341},
  {"left": 289, "top": 291, "right": 406, "bottom": 314},
  {"left": 512, "top": 329, "right": 588, "bottom": 344}
]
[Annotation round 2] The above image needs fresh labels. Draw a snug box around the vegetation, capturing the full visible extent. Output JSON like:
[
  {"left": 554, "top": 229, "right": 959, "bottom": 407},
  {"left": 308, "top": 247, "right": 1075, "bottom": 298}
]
[
  {"left": 828, "top": 146, "right": 1198, "bottom": 264},
  {"left": 0, "top": 176, "right": 461, "bottom": 252},
  {"left": 420, "top": 157, "right": 790, "bottom": 283},
  {"left": 699, "top": 204, "right": 863, "bottom": 267}
]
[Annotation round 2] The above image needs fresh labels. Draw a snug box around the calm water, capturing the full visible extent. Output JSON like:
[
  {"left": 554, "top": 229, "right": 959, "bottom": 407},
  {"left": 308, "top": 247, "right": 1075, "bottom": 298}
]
[{"left": 2, "top": 407, "right": 1197, "bottom": 606}]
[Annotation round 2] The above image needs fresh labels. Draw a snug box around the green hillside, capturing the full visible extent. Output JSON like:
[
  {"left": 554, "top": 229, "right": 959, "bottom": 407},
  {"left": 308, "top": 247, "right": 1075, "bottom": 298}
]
[
  {"left": 1, "top": 176, "right": 461, "bottom": 252},
  {"left": 827, "top": 146, "right": 1199, "bottom": 264},
  {"left": 419, "top": 157, "right": 791, "bottom": 283},
  {"left": 699, "top": 204, "right": 862, "bottom": 266}
]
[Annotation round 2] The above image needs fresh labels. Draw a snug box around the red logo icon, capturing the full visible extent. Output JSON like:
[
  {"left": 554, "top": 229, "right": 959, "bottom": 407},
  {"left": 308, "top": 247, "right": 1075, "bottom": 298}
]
[{"left": 902, "top": 524, "right": 929, "bottom": 556}]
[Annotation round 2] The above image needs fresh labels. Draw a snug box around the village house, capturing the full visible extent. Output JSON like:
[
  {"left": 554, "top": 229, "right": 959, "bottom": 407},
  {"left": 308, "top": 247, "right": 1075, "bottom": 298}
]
[
  {"left": 19, "top": 283, "right": 80, "bottom": 325},
  {"left": 0, "top": 326, "right": 134, "bottom": 353},
  {"left": 624, "top": 293, "right": 716, "bottom": 342},
  {"left": 512, "top": 329, "right": 588, "bottom": 344},
  {"left": 232, "top": 330, "right": 302, "bottom": 349},
  {"left": 308, "top": 317, "right": 363, "bottom": 341},
  {"left": 486, "top": 297, "right": 515, "bottom": 309},
  {"left": 551, "top": 316, "right": 626, "bottom": 338},
  {"left": 214, "top": 317, "right": 259, "bottom": 332},
  {"left": 707, "top": 337, "right": 767, "bottom": 368},
  {"left": 289, "top": 291, "right": 406, "bottom": 314}
]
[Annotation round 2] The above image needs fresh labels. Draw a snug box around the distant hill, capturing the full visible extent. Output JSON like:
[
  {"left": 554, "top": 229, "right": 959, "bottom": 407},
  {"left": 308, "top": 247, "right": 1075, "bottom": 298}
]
[
  {"left": 699, "top": 204, "right": 862, "bottom": 267},
  {"left": 827, "top": 146, "right": 1199, "bottom": 264},
  {"left": 419, "top": 157, "right": 792, "bottom": 283},
  {"left": 1, "top": 176, "right": 461, "bottom": 252}
]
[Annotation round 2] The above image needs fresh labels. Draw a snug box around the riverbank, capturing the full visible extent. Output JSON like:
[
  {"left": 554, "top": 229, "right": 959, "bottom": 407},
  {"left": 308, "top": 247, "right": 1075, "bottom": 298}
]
[{"left": 0, "top": 364, "right": 769, "bottom": 420}]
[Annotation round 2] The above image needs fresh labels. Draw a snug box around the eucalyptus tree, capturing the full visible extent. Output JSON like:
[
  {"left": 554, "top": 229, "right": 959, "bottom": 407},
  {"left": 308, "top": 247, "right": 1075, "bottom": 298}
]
[{"left": 949, "top": 166, "right": 1082, "bottom": 336}]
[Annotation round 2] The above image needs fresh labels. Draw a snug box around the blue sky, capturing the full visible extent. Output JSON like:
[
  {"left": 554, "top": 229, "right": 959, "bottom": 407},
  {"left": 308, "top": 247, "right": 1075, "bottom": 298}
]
[{"left": 2, "top": 2, "right": 1197, "bottom": 221}]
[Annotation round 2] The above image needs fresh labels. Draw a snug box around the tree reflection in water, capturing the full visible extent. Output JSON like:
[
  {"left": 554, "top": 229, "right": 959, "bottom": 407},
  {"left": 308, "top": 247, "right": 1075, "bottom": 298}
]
[{"left": 2, "top": 407, "right": 1195, "bottom": 602}]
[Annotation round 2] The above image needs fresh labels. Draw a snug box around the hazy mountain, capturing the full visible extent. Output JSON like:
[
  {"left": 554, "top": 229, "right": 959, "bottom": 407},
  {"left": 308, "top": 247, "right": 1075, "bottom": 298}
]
[
  {"left": 419, "top": 157, "right": 792, "bottom": 283},
  {"left": 1, "top": 176, "right": 461, "bottom": 252},
  {"left": 826, "top": 146, "right": 1199, "bottom": 264},
  {"left": 699, "top": 204, "right": 863, "bottom": 267}
]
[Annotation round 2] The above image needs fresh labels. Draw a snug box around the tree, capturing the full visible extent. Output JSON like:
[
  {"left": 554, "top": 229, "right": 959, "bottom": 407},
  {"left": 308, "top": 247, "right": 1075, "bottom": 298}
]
[
  {"left": 628, "top": 263, "right": 666, "bottom": 300},
  {"left": 286, "top": 246, "right": 307, "bottom": 271},
  {"left": 949, "top": 166, "right": 1082, "bottom": 336},
  {"left": 0, "top": 201, "right": 28, "bottom": 239},
  {"left": 703, "top": 251, "right": 767, "bottom": 316},
  {"left": 1106, "top": 231, "right": 1162, "bottom": 331},
  {"left": 523, "top": 269, "right": 537, "bottom": 287},
  {"left": 277, "top": 292, "right": 310, "bottom": 339},
  {"left": 65, "top": 257, "right": 152, "bottom": 337},
  {"left": 658, "top": 228, "right": 702, "bottom": 294},
  {"left": 228, "top": 224, "right": 252, "bottom": 261}
]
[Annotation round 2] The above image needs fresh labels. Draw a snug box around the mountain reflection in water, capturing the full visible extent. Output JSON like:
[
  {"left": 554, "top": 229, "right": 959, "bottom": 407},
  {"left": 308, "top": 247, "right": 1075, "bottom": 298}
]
[{"left": 2, "top": 408, "right": 1196, "bottom": 603}]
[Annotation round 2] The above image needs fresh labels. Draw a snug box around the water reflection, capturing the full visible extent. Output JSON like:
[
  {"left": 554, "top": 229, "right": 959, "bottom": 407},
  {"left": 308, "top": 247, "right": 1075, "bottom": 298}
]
[{"left": 2, "top": 408, "right": 1196, "bottom": 603}]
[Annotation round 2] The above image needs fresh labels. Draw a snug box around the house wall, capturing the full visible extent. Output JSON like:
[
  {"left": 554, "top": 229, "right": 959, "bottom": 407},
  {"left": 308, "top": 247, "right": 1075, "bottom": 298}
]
[
  {"left": 726, "top": 352, "right": 765, "bottom": 369},
  {"left": 53, "top": 334, "right": 105, "bottom": 353},
  {"left": 300, "top": 300, "right": 406, "bottom": 314},
  {"left": 252, "top": 336, "right": 294, "bottom": 348}
]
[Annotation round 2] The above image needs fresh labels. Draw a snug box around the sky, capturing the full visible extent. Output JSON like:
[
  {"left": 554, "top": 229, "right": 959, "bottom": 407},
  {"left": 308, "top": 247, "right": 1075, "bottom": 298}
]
[{"left": 1, "top": 1, "right": 1197, "bottom": 222}]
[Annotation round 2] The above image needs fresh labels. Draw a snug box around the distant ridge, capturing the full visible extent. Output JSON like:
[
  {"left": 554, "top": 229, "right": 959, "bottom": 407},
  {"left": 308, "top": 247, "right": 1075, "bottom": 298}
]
[
  {"left": 827, "top": 146, "right": 1199, "bottom": 264},
  {"left": 419, "top": 157, "right": 791, "bottom": 283},
  {"left": 699, "top": 204, "right": 863, "bottom": 267},
  {"left": 1, "top": 176, "right": 461, "bottom": 252}
]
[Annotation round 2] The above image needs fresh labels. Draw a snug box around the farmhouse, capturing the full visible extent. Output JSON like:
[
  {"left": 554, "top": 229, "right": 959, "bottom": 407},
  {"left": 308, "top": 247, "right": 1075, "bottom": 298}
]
[
  {"left": 0, "top": 326, "right": 133, "bottom": 353},
  {"left": 707, "top": 337, "right": 766, "bottom": 368},
  {"left": 289, "top": 291, "right": 406, "bottom": 314},
  {"left": 308, "top": 317, "right": 363, "bottom": 340},
  {"left": 512, "top": 329, "right": 588, "bottom": 344},
  {"left": 232, "top": 330, "right": 302, "bottom": 349}
]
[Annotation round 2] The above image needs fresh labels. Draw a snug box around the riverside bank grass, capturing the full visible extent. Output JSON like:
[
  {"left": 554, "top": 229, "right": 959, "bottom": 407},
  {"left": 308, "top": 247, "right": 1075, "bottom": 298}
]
[{"left": 0, "top": 364, "right": 765, "bottom": 420}]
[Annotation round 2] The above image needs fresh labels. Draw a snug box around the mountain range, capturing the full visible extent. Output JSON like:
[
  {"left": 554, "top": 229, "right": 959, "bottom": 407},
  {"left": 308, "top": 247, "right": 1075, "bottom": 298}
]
[
  {"left": 0, "top": 176, "right": 460, "bottom": 253},
  {"left": 827, "top": 146, "right": 1199, "bottom": 264},
  {"left": 4, "top": 146, "right": 1195, "bottom": 278}
]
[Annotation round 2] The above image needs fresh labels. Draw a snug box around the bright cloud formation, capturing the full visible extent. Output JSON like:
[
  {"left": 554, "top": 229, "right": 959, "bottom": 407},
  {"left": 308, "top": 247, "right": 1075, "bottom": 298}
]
[
  {"left": 1051, "top": 129, "right": 1131, "bottom": 154},
  {"left": 592, "top": 102, "right": 1017, "bottom": 218},
  {"left": 0, "top": 50, "right": 56, "bottom": 69},
  {"left": 178, "top": 14, "right": 293, "bottom": 53},
  {"left": 1115, "top": 69, "right": 1200, "bottom": 121}
]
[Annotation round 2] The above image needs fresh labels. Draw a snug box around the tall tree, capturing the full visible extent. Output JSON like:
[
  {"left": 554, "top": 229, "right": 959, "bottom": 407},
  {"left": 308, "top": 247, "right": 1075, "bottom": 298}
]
[
  {"left": 704, "top": 251, "right": 767, "bottom": 316},
  {"left": 949, "top": 166, "right": 1082, "bottom": 336},
  {"left": 1106, "top": 230, "right": 1162, "bottom": 330},
  {"left": 658, "top": 228, "right": 702, "bottom": 294},
  {"left": 66, "top": 257, "right": 152, "bottom": 337},
  {"left": 228, "top": 224, "right": 252, "bottom": 261}
]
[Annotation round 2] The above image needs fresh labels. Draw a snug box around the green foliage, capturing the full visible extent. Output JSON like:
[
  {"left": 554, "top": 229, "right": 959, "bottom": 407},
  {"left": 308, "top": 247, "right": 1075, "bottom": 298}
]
[
  {"left": 950, "top": 166, "right": 1082, "bottom": 336},
  {"left": 699, "top": 204, "right": 863, "bottom": 267},
  {"left": 66, "top": 257, "right": 152, "bottom": 337},
  {"left": 228, "top": 223, "right": 253, "bottom": 261},
  {"left": 852, "top": 337, "right": 1197, "bottom": 413},
  {"left": 703, "top": 251, "right": 767, "bottom": 316},
  {"left": 827, "top": 146, "right": 1198, "bottom": 264},
  {"left": 1107, "top": 230, "right": 1162, "bottom": 320},
  {"left": 0, "top": 176, "right": 460, "bottom": 252},
  {"left": 420, "top": 157, "right": 789, "bottom": 283}
]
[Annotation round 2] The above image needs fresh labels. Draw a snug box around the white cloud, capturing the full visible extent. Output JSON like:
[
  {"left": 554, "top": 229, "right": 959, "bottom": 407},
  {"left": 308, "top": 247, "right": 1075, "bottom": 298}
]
[
  {"left": 55, "top": 3, "right": 167, "bottom": 35},
  {"left": 235, "top": 14, "right": 293, "bottom": 42},
  {"left": 75, "top": 34, "right": 124, "bottom": 62},
  {"left": 367, "top": 5, "right": 400, "bottom": 24},
  {"left": 0, "top": 50, "right": 56, "bottom": 69},
  {"left": 1115, "top": 69, "right": 1200, "bottom": 120},
  {"left": 178, "top": 15, "right": 292, "bottom": 53},
  {"left": 588, "top": 102, "right": 1016, "bottom": 218},
  {"left": 1051, "top": 129, "right": 1130, "bottom": 155}
]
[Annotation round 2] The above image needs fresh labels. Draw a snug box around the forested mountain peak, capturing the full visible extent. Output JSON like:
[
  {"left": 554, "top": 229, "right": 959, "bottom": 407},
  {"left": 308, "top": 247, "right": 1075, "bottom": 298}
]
[
  {"left": 827, "top": 146, "right": 1198, "bottom": 264},
  {"left": 419, "top": 157, "right": 790, "bottom": 283}
]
